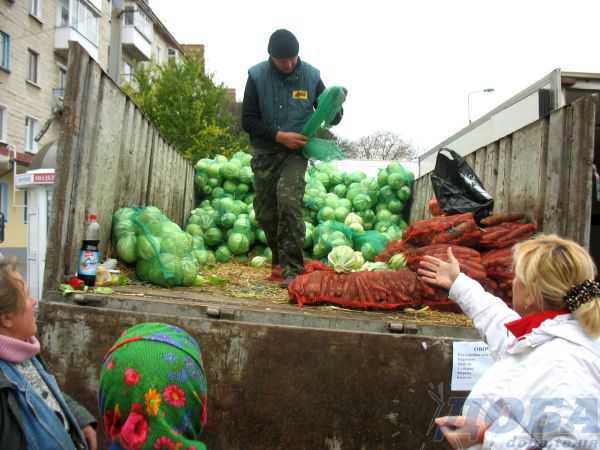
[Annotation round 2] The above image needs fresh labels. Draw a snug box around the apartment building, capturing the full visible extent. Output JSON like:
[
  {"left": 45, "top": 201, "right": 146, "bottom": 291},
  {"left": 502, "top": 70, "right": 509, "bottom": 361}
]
[
  {"left": 119, "top": 0, "right": 186, "bottom": 84},
  {"left": 0, "top": 0, "right": 186, "bottom": 271}
]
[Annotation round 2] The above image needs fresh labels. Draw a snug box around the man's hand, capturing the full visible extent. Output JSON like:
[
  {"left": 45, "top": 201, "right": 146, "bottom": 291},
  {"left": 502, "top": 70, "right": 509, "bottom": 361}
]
[
  {"left": 82, "top": 425, "right": 97, "bottom": 450},
  {"left": 417, "top": 247, "right": 460, "bottom": 290},
  {"left": 276, "top": 131, "right": 308, "bottom": 150},
  {"left": 435, "top": 416, "right": 487, "bottom": 449}
]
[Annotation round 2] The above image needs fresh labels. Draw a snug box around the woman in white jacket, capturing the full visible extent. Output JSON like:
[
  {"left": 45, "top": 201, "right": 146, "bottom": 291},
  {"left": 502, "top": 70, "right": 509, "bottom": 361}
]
[{"left": 418, "top": 234, "right": 600, "bottom": 450}]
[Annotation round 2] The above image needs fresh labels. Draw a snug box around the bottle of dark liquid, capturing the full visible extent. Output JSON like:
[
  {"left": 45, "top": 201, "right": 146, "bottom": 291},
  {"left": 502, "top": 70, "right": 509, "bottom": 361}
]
[{"left": 78, "top": 214, "right": 100, "bottom": 287}]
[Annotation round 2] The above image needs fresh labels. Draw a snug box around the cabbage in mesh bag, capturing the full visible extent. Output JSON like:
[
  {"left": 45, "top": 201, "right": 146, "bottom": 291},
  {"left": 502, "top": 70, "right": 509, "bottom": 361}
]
[
  {"left": 327, "top": 246, "right": 365, "bottom": 273},
  {"left": 110, "top": 206, "right": 200, "bottom": 287},
  {"left": 353, "top": 231, "right": 390, "bottom": 262}
]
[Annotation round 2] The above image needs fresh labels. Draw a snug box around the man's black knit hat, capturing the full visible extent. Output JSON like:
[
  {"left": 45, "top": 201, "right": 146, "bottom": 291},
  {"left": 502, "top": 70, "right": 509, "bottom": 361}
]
[{"left": 268, "top": 29, "right": 299, "bottom": 58}]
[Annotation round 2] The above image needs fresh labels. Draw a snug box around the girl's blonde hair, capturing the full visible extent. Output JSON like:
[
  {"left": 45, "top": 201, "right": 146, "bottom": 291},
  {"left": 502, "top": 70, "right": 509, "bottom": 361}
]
[
  {"left": 513, "top": 234, "right": 600, "bottom": 338},
  {"left": 0, "top": 257, "right": 26, "bottom": 316}
]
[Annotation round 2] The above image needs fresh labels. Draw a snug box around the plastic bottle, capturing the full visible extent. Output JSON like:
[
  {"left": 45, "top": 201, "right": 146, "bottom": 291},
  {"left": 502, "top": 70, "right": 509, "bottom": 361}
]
[{"left": 78, "top": 214, "right": 100, "bottom": 287}]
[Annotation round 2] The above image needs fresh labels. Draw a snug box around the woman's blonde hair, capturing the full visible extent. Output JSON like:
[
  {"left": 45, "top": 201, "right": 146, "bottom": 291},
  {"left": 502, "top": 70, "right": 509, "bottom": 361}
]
[
  {"left": 0, "top": 257, "right": 26, "bottom": 316},
  {"left": 513, "top": 234, "right": 600, "bottom": 338}
]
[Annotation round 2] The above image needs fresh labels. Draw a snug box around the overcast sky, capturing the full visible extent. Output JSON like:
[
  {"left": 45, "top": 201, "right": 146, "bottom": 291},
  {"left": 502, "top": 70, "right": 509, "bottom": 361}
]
[{"left": 150, "top": 0, "right": 600, "bottom": 152}]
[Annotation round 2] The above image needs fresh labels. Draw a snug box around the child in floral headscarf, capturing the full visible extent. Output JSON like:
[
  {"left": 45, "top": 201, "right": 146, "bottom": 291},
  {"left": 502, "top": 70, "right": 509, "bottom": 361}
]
[{"left": 99, "top": 322, "right": 208, "bottom": 450}]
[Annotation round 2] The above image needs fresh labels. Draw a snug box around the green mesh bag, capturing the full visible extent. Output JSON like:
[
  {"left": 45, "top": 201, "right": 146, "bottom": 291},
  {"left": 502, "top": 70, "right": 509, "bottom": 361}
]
[
  {"left": 302, "top": 138, "right": 345, "bottom": 162},
  {"left": 110, "top": 206, "right": 200, "bottom": 288},
  {"left": 353, "top": 230, "right": 390, "bottom": 261},
  {"left": 312, "top": 220, "right": 354, "bottom": 258},
  {"left": 301, "top": 86, "right": 347, "bottom": 161}
]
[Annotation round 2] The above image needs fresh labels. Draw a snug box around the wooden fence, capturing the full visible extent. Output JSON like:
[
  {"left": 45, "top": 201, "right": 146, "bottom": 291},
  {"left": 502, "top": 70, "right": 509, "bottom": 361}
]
[
  {"left": 409, "top": 95, "right": 597, "bottom": 249},
  {"left": 44, "top": 42, "right": 195, "bottom": 291}
]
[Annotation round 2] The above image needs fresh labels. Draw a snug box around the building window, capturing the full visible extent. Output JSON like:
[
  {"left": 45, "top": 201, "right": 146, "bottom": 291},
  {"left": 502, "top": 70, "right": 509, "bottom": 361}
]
[
  {"left": 0, "top": 183, "right": 8, "bottom": 224},
  {"left": 123, "top": 7, "right": 152, "bottom": 41},
  {"left": 167, "top": 48, "right": 178, "bottom": 63},
  {"left": 58, "top": 65, "right": 67, "bottom": 89},
  {"left": 0, "top": 32, "right": 10, "bottom": 71},
  {"left": 0, "top": 105, "right": 7, "bottom": 143},
  {"left": 57, "top": 0, "right": 69, "bottom": 26},
  {"left": 23, "top": 191, "right": 28, "bottom": 224},
  {"left": 25, "top": 116, "right": 39, "bottom": 153},
  {"left": 123, "top": 61, "right": 132, "bottom": 82},
  {"left": 58, "top": 0, "right": 99, "bottom": 44},
  {"left": 124, "top": 7, "right": 134, "bottom": 26},
  {"left": 27, "top": 49, "right": 39, "bottom": 84},
  {"left": 56, "top": 0, "right": 99, "bottom": 44},
  {"left": 29, "top": 0, "right": 42, "bottom": 19}
]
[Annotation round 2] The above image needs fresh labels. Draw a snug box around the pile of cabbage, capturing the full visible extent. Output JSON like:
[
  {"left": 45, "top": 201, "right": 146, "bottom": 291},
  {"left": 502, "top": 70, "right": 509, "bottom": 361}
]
[
  {"left": 192, "top": 152, "right": 414, "bottom": 271},
  {"left": 111, "top": 206, "right": 206, "bottom": 287}
]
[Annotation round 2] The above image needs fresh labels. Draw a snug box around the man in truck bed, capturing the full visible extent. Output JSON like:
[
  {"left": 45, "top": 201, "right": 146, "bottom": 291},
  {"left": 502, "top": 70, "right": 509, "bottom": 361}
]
[{"left": 242, "top": 28, "right": 343, "bottom": 288}]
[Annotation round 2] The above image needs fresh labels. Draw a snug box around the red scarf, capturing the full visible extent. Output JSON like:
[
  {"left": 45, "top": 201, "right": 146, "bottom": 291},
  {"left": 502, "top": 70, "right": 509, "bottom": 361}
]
[{"left": 505, "top": 309, "right": 570, "bottom": 339}]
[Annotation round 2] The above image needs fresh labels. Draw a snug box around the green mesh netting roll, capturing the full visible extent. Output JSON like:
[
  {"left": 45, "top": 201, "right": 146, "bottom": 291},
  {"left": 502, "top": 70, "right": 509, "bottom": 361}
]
[
  {"left": 301, "top": 86, "right": 347, "bottom": 161},
  {"left": 302, "top": 138, "right": 345, "bottom": 162}
]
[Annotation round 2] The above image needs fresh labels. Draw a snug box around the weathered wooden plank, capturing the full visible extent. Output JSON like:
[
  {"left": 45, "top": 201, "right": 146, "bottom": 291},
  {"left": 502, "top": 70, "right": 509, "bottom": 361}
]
[
  {"left": 483, "top": 142, "right": 499, "bottom": 201},
  {"left": 181, "top": 157, "right": 193, "bottom": 224},
  {"left": 64, "top": 54, "right": 104, "bottom": 278},
  {"left": 509, "top": 120, "right": 546, "bottom": 222},
  {"left": 184, "top": 163, "right": 195, "bottom": 223},
  {"left": 132, "top": 117, "right": 150, "bottom": 206},
  {"left": 165, "top": 146, "right": 176, "bottom": 219},
  {"left": 542, "top": 108, "right": 566, "bottom": 234},
  {"left": 87, "top": 74, "right": 126, "bottom": 257},
  {"left": 176, "top": 154, "right": 187, "bottom": 223},
  {"left": 144, "top": 128, "right": 158, "bottom": 207},
  {"left": 473, "top": 147, "right": 486, "bottom": 183},
  {"left": 493, "top": 136, "right": 512, "bottom": 214},
  {"left": 127, "top": 110, "right": 144, "bottom": 205},
  {"left": 464, "top": 153, "right": 475, "bottom": 169},
  {"left": 409, "top": 176, "right": 425, "bottom": 223},
  {"left": 116, "top": 99, "right": 136, "bottom": 208},
  {"left": 45, "top": 43, "right": 89, "bottom": 291},
  {"left": 141, "top": 123, "right": 156, "bottom": 206},
  {"left": 158, "top": 141, "right": 171, "bottom": 214},
  {"left": 566, "top": 96, "right": 596, "bottom": 247},
  {"left": 420, "top": 175, "right": 429, "bottom": 221},
  {"left": 169, "top": 151, "right": 181, "bottom": 223},
  {"left": 148, "top": 140, "right": 160, "bottom": 209},
  {"left": 419, "top": 175, "right": 429, "bottom": 221}
]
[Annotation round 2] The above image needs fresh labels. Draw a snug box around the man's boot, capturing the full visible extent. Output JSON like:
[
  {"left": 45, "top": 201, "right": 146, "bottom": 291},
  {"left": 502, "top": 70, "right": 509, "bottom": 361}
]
[
  {"left": 279, "top": 273, "right": 299, "bottom": 289},
  {"left": 267, "top": 265, "right": 284, "bottom": 282}
]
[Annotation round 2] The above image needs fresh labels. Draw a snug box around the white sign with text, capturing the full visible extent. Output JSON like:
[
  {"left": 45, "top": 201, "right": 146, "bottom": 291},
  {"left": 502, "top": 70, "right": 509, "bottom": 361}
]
[{"left": 451, "top": 341, "right": 494, "bottom": 391}]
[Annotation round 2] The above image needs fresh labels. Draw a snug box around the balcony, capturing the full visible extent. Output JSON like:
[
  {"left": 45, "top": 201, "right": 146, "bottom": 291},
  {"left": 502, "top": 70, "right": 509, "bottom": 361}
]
[
  {"left": 54, "top": 26, "right": 98, "bottom": 61},
  {"left": 121, "top": 25, "right": 152, "bottom": 62}
]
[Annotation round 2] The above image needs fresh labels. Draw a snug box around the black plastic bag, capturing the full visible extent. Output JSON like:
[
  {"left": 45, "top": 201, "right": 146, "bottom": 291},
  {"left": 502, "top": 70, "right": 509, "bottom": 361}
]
[{"left": 431, "top": 148, "right": 493, "bottom": 223}]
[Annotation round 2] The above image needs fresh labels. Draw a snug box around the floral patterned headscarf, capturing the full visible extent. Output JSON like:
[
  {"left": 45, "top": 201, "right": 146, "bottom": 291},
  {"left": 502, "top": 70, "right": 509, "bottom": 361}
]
[{"left": 99, "top": 322, "right": 208, "bottom": 450}]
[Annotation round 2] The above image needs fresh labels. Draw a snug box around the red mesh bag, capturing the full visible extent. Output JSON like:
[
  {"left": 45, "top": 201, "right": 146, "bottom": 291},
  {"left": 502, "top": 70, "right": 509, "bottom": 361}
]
[
  {"left": 480, "top": 222, "right": 537, "bottom": 249},
  {"left": 403, "top": 213, "right": 482, "bottom": 247},
  {"left": 403, "top": 244, "right": 487, "bottom": 282},
  {"left": 288, "top": 269, "right": 422, "bottom": 310},
  {"left": 482, "top": 248, "right": 514, "bottom": 305},
  {"left": 303, "top": 259, "right": 332, "bottom": 274},
  {"left": 405, "top": 244, "right": 486, "bottom": 312},
  {"left": 375, "top": 240, "right": 415, "bottom": 263}
]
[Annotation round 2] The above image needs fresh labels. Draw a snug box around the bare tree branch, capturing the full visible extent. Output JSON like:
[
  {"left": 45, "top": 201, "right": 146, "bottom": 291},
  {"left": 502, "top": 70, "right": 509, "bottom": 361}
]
[{"left": 345, "top": 131, "right": 417, "bottom": 160}]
